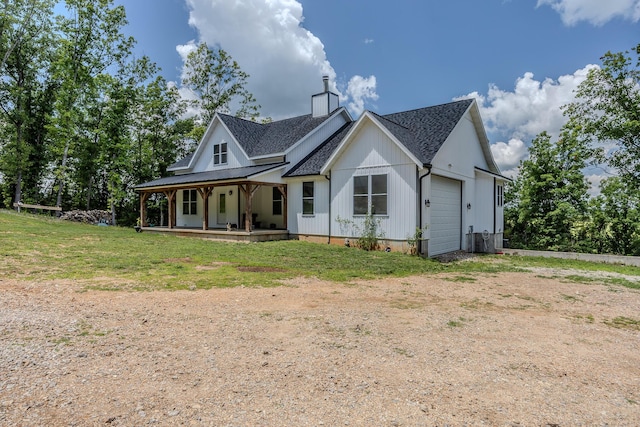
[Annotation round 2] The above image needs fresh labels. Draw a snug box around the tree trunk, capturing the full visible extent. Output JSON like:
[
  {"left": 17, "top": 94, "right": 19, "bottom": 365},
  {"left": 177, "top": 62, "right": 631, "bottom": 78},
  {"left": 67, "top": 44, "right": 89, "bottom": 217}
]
[{"left": 14, "top": 171, "right": 22, "bottom": 206}]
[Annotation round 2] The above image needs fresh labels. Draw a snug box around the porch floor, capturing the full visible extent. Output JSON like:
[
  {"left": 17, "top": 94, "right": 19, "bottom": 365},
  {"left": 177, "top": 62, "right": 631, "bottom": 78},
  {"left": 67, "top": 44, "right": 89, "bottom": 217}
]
[{"left": 140, "top": 226, "right": 290, "bottom": 242}]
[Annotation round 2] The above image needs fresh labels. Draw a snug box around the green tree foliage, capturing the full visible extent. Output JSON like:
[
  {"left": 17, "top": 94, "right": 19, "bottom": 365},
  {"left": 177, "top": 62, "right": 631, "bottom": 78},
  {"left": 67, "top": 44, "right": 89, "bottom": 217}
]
[
  {"left": 182, "top": 42, "right": 260, "bottom": 130},
  {"left": 576, "top": 177, "right": 640, "bottom": 255},
  {"left": 505, "top": 131, "right": 591, "bottom": 251},
  {"left": 564, "top": 43, "right": 640, "bottom": 188},
  {"left": 0, "top": 1, "right": 260, "bottom": 225},
  {"left": 48, "top": 0, "right": 134, "bottom": 209},
  {"left": 0, "top": 0, "right": 55, "bottom": 206}
]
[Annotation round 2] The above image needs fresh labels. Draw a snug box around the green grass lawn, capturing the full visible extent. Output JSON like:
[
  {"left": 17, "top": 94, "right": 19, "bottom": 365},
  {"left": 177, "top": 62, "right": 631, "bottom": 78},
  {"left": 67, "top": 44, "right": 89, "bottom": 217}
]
[{"left": 1, "top": 209, "right": 639, "bottom": 291}]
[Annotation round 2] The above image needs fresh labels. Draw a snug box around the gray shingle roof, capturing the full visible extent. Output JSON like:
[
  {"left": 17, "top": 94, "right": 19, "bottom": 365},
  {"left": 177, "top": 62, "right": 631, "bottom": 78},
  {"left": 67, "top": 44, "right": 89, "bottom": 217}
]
[
  {"left": 168, "top": 152, "right": 194, "bottom": 170},
  {"left": 135, "top": 163, "right": 286, "bottom": 190},
  {"left": 377, "top": 99, "right": 473, "bottom": 166},
  {"left": 285, "top": 122, "right": 355, "bottom": 177},
  {"left": 219, "top": 113, "right": 332, "bottom": 157}
]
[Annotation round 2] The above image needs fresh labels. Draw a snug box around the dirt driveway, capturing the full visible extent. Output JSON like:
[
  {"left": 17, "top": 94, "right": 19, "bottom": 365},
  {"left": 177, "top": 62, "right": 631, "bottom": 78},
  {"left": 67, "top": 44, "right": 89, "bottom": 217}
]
[{"left": 1, "top": 269, "right": 639, "bottom": 426}]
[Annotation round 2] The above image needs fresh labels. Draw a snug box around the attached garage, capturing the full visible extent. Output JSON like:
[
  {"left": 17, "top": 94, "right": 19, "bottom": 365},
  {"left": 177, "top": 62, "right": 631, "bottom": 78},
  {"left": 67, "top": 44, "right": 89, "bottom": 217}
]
[{"left": 429, "top": 175, "right": 462, "bottom": 256}]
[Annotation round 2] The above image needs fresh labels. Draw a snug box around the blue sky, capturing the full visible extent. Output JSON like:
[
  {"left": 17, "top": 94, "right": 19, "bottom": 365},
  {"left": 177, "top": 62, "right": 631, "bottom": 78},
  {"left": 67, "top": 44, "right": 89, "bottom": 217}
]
[{"left": 114, "top": 0, "right": 639, "bottom": 185}]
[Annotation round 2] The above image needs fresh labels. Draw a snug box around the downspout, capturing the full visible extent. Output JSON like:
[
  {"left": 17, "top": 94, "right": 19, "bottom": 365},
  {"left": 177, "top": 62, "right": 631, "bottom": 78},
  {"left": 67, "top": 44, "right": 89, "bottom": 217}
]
[
  {"left": 493, "top": 177, "right": 496, "bottom": 234},
  {"left": 418, "top": 164, "right": 432, "bottom": 255},
  {"left": 325, "top": 173, "right": 331, "bottom": 244}
]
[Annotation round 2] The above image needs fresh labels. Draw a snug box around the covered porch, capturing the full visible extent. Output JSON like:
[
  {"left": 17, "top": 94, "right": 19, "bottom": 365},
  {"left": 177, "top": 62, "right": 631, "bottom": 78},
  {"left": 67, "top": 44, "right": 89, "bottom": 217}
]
[{"left": 135, "top": 164, "right": 290, "bottom": 242}]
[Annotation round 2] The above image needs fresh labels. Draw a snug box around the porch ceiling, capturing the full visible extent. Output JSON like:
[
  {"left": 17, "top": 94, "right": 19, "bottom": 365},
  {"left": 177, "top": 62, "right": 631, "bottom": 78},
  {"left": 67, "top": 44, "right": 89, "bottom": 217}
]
[{"left": 135, "top": 163, "right": 287, "bottom": 192}]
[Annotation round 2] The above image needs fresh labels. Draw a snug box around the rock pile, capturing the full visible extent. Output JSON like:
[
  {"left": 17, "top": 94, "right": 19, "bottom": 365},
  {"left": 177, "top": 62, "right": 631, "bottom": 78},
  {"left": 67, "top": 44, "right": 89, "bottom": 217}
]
[{"left": 60, "top": 209, "right": 112, "bottom": 225}]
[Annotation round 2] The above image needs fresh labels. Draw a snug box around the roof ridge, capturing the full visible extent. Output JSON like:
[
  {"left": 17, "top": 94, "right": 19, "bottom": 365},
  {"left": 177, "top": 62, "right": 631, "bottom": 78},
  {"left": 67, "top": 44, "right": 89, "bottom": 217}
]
[{"left": 382, "top": 98, "right": 473, "bottom": 118}]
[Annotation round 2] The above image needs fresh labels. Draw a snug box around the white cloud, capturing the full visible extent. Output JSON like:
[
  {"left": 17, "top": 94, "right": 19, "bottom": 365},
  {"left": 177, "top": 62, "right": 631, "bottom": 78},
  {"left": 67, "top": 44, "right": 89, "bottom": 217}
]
[
  {"left": 181, "top": 0, "right": 377, "bottom": 119},
  {"left": 345, "top": 75, "right": 379, "bottom": 117},
  {"left": 465, "top": 66, "right": 596, "bottom": 141},
  {"left": 490, "top": 138, "right": 528, "bottom": 173},
  {"left": 537, "top": 0, "right": 640, "bottom": 26},
  {"left": 456, "top": 66, "right": 597, "bottom": 179},
  {"left": 364, "top": 38, "right": 374, "bottom": 44}
]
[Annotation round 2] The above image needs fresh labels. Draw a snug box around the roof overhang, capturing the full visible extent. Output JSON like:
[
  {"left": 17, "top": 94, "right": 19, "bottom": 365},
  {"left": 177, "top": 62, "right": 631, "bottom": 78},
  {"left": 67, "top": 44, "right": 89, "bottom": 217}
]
[
  {"left": 135, "top": 163, "right": 287, "bottom": 192},
  {"left": 474, "top": 166, "right": 512, "bottom": 181}
]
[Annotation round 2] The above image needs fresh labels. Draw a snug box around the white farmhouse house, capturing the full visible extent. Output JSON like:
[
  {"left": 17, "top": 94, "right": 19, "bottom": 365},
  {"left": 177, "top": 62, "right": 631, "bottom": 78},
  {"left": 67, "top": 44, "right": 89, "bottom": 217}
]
[{"left": 136, "top": 77, "right": 509, "bottom": 256}]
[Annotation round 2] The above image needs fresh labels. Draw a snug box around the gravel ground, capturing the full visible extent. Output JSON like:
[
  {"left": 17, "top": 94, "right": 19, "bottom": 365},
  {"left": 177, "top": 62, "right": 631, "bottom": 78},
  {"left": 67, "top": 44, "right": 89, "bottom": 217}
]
[{"left": 1, "top": 269, "right": 639, "bottom": 426}]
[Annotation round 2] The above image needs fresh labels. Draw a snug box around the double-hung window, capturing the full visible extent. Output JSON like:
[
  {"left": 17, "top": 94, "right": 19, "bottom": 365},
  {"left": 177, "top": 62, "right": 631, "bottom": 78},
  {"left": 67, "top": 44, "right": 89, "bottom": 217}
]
[
  {"left": 353, "top": 174, "right": 387, "bottom": 215},
  {"left": 273, "top": 187, "right": 283, "bottom": 215},
  {"left": 182, "top": 189, "right": 197, "bottom": 215},
  {"left": 496, "top": 184, "right": 504, "bottom": 207},
  {"left": 214, "top": 142, "right": 228, "bottom": 165},
  {"left": 302, "top": 182, "right": 314, "bottom": 215}
]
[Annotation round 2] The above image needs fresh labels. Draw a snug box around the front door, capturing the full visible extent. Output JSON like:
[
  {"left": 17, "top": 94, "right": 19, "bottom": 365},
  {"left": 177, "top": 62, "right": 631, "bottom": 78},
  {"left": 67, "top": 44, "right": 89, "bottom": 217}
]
[{"left": 217, "top": 192, "right": 227, "bottom": 225}]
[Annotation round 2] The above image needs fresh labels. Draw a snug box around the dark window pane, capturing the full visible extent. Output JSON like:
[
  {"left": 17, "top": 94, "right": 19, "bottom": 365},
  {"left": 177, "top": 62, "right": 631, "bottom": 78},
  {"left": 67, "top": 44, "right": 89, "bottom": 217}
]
[
  {"left": 354, "top": 176, "right": 368, "bottom": 195},
  {"left": 303, "top": 182, "right": 314, "bottom": 198},
  {"left": 182, "top": 202, "right": 189, "bottom": 214},
  {"left": 354, "top": 195, "right": 368, "bottom": 215},
  {"left": 371, "top": 195, "right": 387, "bottom": 215},
  {"left": 303, "top": 199, "right": 314, "bottom": 215},
  {"left": 371, "top": 174, "right": 387, "bottom": 194}
]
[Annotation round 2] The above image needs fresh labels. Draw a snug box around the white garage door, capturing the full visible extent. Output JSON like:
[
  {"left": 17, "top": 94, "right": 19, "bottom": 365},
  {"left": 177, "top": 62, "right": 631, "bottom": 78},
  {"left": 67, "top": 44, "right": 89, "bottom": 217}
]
[{"left": 429, "top": 175, "right": 462, "bottom": 256}]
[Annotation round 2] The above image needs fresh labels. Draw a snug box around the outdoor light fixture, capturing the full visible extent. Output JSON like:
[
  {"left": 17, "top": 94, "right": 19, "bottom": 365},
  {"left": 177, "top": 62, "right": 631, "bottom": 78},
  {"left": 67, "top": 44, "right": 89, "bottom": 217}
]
[
  {"left": 467, "top": 203, "right": 472, "bottom": 210},
  {"left": 229, "top": 190, "right": 233, "bottom": 195},
  {"left": 425, "top": 199, "right": 430, "bottom": 207}
]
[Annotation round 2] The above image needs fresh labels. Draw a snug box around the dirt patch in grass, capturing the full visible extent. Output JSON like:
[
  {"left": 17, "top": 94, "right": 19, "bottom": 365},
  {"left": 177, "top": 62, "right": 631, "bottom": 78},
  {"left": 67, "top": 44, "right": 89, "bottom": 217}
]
[
  {"left": 237, "top": 266, "right": 288, "bottom": 273},
  {"left": 1, "top": 271, "right": 639, "bottom": 425}
]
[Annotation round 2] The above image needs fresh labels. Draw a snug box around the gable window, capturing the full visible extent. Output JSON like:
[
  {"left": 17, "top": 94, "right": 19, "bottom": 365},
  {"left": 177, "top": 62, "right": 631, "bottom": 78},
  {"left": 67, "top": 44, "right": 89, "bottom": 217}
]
[
  {"left": 182, "top": 189, "right": 197, "bottom": 215},
  {"left": 353, "top": 174, "right": 387, "bottom": 215},
  {"left": 214, "top": 142, "right": 228, "bottom": 165},
  {"left": 302, "top": 182, "right": 314, "bottom": 215},
  {"left": 273, "top": 187, "right": 283, "bottom": 215},
  {"left": 496, "top": 184, "right": 504, "bottom": 207}
]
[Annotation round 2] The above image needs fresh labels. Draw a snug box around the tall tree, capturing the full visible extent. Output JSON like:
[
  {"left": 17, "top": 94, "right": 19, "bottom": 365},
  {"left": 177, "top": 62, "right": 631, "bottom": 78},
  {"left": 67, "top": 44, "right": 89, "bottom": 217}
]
[
  {"left": 582, "top": 177, "right": 640, "bottom": 255},
  {"left": 48, "top": 0, "right": 134, "bottom": 210},
  {"left": 563, "top": 43, "right": 640, "bottom": 188},
  {"left": 182, "top": 42, "right": 260, "bottom": 136},
  {"left": 0, "top": 0, "right": 55, "bottom": 206},
  {"left": 505, "top": 131, "right": 591, "bottom": 251}
]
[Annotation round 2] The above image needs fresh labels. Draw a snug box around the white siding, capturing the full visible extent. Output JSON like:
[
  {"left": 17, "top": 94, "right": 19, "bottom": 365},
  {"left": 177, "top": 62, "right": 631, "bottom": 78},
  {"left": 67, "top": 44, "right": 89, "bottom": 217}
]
[
  {"left": 190, "top": 121, "right": 251, "bottom": 173},
  {"left": 473, "top": 173, "right": 495, "bottom": 233},
  {"left": 176, "top": 189, "right": 203, "bottom": 228},
  {"left": 287, "top": 177, "right": 330, "bottom": 235},
  {"left": 432, "top": 112, "right": 490, "bottom": 177},
  {"left": 429, "top": 110, "right": 493, "bottom": 251},
  {"left": 329, "top": 120, "right": 418, "bottom": 241}
]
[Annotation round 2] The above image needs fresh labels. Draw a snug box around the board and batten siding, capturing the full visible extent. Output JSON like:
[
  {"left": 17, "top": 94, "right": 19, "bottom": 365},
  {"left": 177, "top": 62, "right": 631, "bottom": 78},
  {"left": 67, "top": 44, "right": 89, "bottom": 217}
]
[
  {"left": 473, "top": 173, "right": 496, "bottom": 233},
  {"left": 428, "top": 109, "right": 494, "bottom": 249},
  {"left": 329, "top": 120, "right": 418, "bottom": 241},
  {"left": 285, "top": 113, "right": 348, "bottom": 174},
  {"left": 286, "top": 177, "right": 330, "bottom": 236},
  {"left": 190, "top": 120, "right": 252, "bottom": 173}
]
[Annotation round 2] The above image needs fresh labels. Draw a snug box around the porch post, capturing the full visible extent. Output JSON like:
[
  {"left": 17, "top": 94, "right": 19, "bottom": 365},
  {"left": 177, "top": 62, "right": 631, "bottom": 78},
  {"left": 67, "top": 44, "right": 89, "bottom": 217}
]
[
  {"left": 197, "top": 186, "right": 213, "bottom": 230},
  {"left": 239, "top": 183, "right": 261, "bottom": 232},
  {"left": 139, "top": 192, "right": 150, "bottom": 226},
  {"left": 164, "top": 189, "right": 177, "bottom": 229}
]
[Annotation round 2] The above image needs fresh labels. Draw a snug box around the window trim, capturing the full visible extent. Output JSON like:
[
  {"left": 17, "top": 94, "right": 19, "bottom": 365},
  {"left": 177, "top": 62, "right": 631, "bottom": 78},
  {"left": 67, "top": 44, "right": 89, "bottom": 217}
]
[
  {"left": 353, "top": 174, "right": 388, "bottom": 216},
  {"left": 213, "top": 142, "right": 228, "bottom": 165},
  {"left": 182, "top": 189, "right": 198, "bottom": 215},
  {"left": 302, "top": 181, "right": 314, "bottom": 215}
]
